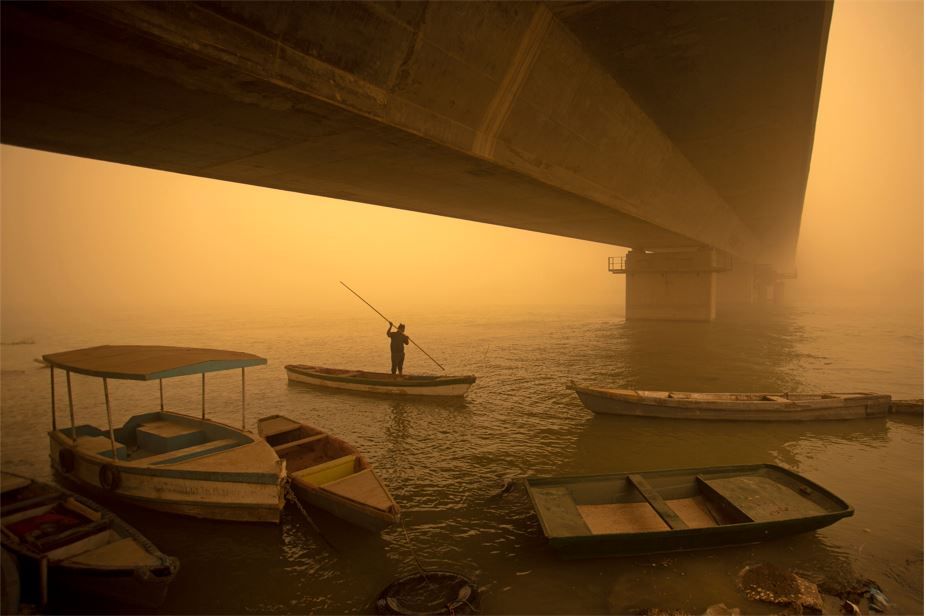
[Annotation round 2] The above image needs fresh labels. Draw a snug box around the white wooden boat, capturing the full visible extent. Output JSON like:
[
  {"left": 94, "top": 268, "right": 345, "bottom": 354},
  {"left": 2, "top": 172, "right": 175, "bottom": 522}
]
[
  {"left": 257, "top": 415, "right": 400, "bottom": 532},
  {"left": 1, "top": 472, "right": 179, "bottom": 608},
  {"left": 44, "top": 345, "right": 286, "bottom": 523},
  {"left": 285, "top": 364, "right": 476, "bottom": 397},
  {"left": 573, "top": 386, "right": 891, "bottom": 421}
]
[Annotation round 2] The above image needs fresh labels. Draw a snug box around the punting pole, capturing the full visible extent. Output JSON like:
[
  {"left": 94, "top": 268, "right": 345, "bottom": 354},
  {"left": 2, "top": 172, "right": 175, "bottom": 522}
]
[
  {"left": 66, "top": 370, "right": 77, "bottom": 442},
  {"left": 102, "top": 378, "right": 118, "bottom": 460},
  {"left": 49, "top": 366, "right": 57, "bottom": 431},
  {"left": 241, "top": 368, "right": 246, "bottom": 430},
  {"left": 339, "top": 281, "right": 446, "bottom": 371},
  {"left": 201, "top": 373, "right": 206, "bottom": 419},
  {"left": 159, "top": 379, "right": 164, "bottom": 411}
]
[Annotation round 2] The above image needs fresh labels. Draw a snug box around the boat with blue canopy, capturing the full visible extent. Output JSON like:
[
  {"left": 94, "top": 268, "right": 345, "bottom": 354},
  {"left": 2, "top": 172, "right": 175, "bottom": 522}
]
[{"left": 44, "top": 345, "right": 285, "bottom": 523}]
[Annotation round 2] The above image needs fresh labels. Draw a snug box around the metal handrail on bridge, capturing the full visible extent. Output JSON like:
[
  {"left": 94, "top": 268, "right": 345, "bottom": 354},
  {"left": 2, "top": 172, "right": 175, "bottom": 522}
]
[{"left": 608, "top": 256, "right": 627, "bottom": 273}]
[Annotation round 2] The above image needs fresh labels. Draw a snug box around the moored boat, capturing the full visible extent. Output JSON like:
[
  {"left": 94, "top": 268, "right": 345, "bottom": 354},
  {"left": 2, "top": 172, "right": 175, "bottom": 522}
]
[
  {"left": 285, "top": 364, "right": 476, "bottom": 397},
  {"left": 526, "top": 463, "right": 853, "bottom": 558},
  {"left": 1, "top": 472, "right": 179, "bottom": 608},
  {"left": 44, "top": 345, "right": 285, "bottom": 523},
  {"left": 258, "top": 415, "right": 400, "bottom": 532},
  {"left": 573, "top": 386, "right": 891, "bottom": 421}
]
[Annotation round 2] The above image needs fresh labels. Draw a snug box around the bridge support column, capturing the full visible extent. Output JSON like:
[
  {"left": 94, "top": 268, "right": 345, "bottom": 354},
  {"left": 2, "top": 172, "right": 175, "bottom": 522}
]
[
  {"left": 625, "top": 249, "right": 720, "bottom": 321},
  {"left": 716, "top": 257, "right": 758, "bottom": 306}
]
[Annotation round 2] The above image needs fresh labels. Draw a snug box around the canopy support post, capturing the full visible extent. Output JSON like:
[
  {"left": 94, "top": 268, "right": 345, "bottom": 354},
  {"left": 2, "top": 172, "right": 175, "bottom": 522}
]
[
  {"left": 102, "top": 378, "right": 118, "bottom": 460},
  {"left": 241, "top": 368, "right": 246, "bottom": 430},
  {"left": 50, "top": 367, "right": 57, "bottom": 431},
  {"left": 201, "top": 373, "right": 206, "bottom": 419},
  {"left": 159, "top": 379, "right": 164, "bottom": 411},
  {"left": 66, "top": 370, "right": 77, "bottom": 442}
]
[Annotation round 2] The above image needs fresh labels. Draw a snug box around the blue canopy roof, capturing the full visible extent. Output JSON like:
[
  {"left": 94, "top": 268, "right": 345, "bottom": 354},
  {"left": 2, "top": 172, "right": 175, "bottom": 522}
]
[{"left": 43, "top": 345, "right": 267, "bottom": 381}]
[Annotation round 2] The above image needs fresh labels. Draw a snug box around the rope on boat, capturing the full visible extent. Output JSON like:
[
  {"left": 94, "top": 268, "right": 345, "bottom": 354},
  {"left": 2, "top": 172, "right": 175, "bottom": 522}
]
[
  {"left": 398, "top": 515, "right": 429, "bottom": 580},
  {"left": 282, "top": 477, "right": 338, "bottom": 553}
]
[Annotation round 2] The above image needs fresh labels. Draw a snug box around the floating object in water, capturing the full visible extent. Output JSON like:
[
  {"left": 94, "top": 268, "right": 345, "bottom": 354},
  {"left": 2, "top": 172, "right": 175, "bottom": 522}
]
[
  {"left": 867, "top": 585, "right": 890, "bottom": 612},
  {"left": 1, "top": 471, "right": 178, "bottom": 608},
  {"left": 285, "top": 365, "right": 476, "bottom": 397},
  {"left": 44, "top": 345, "right": 285, "bottom": 523},
  {"left": 572, "top": 386, "right": 891, "bottom": 421},
  {"left": 525, "top": 463, "right": 853, "bottom": 558},
  {"left": 889, "top": 399, "right": 923, "bottom": 415},
  {"left": 258, "top": 414, "right": 399, "bottom": 532},
  {"left": 375, "top": 571, "right": 478, "bottom": 615}
]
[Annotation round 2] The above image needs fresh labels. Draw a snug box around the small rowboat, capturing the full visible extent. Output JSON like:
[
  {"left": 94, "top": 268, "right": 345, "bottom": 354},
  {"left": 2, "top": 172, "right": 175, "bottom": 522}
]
[
  {"left": 257, "top": 415, "right": 400, "bottom": 532},
  {"left": 1, "top": 472, "right": 179, "bottom": 608},
  {"left": 525, "top": 464, "right": 853, "bottom": 558},
  {"left": 573, "top": 387, "right": 890, "bottom": 421},
  {"left": 285, "top": 364, "right": 476, "bottom": 397}
]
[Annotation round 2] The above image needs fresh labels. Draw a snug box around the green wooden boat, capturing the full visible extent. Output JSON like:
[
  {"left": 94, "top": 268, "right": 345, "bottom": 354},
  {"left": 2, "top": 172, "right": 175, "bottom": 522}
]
[{"left": 525, "top": 463, "right": 853, "bottom": 558}]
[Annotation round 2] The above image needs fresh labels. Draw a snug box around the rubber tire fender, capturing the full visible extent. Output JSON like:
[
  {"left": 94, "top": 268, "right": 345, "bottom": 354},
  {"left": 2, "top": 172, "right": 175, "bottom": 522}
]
[{"left": 99, "top": 464, "right": 121, "bottom": 491}]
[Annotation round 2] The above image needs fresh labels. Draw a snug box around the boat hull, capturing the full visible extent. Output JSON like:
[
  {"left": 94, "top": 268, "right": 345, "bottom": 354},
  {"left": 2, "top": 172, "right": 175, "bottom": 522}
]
[
  {"left": 526, "top": 464, "right": 853, "bottom": 559},
  {"left": 575, "top": 387, "right": 891, "bottom": 421},
  {"left": 286, "top": 365, "right": 475, "bottom": 397},
  {"left": 259, "top": 414, "right": 400, "bottom": 532},
  {"left": 2, "top": 474, "right": 179, "bottom": 608},
  {"left": 49, "top": 413, "right": 285, "bottom": 523},
  {"left": 291, "top": 479, "right": 397, "bottom": 532}
]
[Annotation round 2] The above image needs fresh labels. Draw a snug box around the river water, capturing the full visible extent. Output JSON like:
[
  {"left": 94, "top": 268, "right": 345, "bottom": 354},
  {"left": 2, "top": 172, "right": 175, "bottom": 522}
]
[{"left": 1, "top": 302, "right": 922, "bottom": 614}]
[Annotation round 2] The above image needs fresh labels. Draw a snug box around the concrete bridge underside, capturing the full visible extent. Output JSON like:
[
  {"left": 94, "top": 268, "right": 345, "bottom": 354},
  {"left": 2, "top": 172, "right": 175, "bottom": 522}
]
[{"left": 1, "top": 1, "right": 832, "bottom": 319}]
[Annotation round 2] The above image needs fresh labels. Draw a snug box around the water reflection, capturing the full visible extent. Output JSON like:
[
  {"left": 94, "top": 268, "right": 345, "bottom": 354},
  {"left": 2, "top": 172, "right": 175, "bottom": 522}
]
[
  {"left": 609, "top": 306, "right": 811, "bottom": 392},
  {"left": 1, "top": 305, "right": 921, "bottom": 614}
]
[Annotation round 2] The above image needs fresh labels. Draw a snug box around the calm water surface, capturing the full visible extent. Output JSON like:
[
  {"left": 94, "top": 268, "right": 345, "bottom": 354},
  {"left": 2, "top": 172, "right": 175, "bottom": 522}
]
[{"left": 1, "top": 303, "right": 922, "bottom": 614}]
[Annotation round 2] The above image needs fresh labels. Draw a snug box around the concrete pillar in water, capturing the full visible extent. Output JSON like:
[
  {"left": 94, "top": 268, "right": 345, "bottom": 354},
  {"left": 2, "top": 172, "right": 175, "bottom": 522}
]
[{"left": 624, "top": 249, "right": 726, "bottom": 321}]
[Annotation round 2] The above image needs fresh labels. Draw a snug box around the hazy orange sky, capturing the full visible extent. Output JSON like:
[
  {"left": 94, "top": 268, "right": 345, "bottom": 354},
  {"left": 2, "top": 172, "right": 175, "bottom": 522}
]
[{"left": 1, "top": 1, "right": 922, "bottom": 332}]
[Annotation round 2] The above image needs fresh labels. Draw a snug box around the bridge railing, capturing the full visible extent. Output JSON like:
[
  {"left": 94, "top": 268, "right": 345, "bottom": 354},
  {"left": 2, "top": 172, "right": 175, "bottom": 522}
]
[{"left": 608, "top": 256, "right": 627, "bottom": 273}]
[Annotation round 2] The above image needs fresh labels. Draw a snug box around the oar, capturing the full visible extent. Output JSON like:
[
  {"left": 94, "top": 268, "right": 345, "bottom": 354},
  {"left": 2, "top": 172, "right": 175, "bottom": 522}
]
[{"left": 339, "top": 281, "right": 446, "bottom": 371}]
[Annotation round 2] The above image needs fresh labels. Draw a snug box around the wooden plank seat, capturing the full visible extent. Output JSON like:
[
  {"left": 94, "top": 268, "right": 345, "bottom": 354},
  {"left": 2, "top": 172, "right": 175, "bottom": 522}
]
[
  {"left": 272, "top": 433, "right": 327, "bottom": 454},
  {"left": 529, "top": 486, "right": 592, "bottom": 537},
  {"left": 321, "top": 469, "right": 393, "bottom": 511},
  {"left": 63, "top": 536, "right": 161, "bottom": 567},
  {"left": 292, "top": 455, "right": 357, "bottom": 486},
  {"left": 626, "top": 474, "right": 689, "bottom": 530},
  {"left": 698, "top": 474, "right": 823, "bottom": 522},
  {"left": 126, "top": 438, "right": 239, "bottom": 466}
]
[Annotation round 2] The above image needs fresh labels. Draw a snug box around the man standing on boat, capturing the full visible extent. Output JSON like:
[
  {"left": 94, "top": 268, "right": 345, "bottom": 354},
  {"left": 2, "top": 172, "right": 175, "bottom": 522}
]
[{"left": 387, "top": 322, "right": 410, "bottom": 377}]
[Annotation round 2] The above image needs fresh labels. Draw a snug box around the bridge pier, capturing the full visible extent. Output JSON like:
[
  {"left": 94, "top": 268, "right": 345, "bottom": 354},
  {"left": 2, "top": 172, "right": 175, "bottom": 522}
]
[{"left": 623, "top": 249, "right": 726, "bottom": 321}]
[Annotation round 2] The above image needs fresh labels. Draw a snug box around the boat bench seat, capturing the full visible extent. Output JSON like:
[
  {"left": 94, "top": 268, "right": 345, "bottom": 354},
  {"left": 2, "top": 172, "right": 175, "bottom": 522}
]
[
  {"left": 272, "top": 434, "right": 327, "bottom": 454},
  {"left": 762, "top": 395, "right": 790, "bottom": 402},
  {"left": 626, "top": 474, "right": 689, "bottom": 530},
  {"left": 127, "top": 438, "right": 240, "bottom": 466},
  {"left": 293, "top": 455, "right": 357, "bottom": 486}
]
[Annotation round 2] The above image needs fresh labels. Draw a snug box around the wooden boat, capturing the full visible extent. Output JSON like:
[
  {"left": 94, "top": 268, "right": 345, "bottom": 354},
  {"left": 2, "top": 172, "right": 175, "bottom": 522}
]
[
  {"left": 573, "top": 386, "right": 891, "bottom": 421},
  {"left": 525, "top": 463, "right": 853, "bottom": 559},
  {"left": 1, "top": 472, "right": 179, "bottom": 608},
  {"left": 257, "top": 415, "right": 400, "bottom": 532},
  {"left": 285, "top": 364, "right": 476, "bottom": 397},
  {"left": 44, "top": 345, "right": 285, "bottom": 523}
]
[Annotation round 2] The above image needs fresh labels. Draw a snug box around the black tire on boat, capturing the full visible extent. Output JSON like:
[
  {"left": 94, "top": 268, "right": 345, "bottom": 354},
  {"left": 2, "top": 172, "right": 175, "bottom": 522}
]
[
  {"left": 375, "top": 571, "right": 478, "bottom": 615},
  {"left": 1, "top": 548, "right": 20, "bottom": 615},
  {"left": 99, "top": 464, "right": 121, "bottom": 491},
  {"left": 58, "top": 448, "right": 76, "bottom": 473}
]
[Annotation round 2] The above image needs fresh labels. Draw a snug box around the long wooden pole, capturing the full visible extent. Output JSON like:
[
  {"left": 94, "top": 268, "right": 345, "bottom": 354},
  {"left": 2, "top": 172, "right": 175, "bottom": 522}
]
[{"left": 339, "top": 281, "right": 445, "bottom": 371}]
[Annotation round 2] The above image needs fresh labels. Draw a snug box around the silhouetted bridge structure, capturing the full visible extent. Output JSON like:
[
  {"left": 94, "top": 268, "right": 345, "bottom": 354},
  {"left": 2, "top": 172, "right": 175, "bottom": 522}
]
[{"left": 1, "top": 1, "right": 832, "bottom": 320}]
